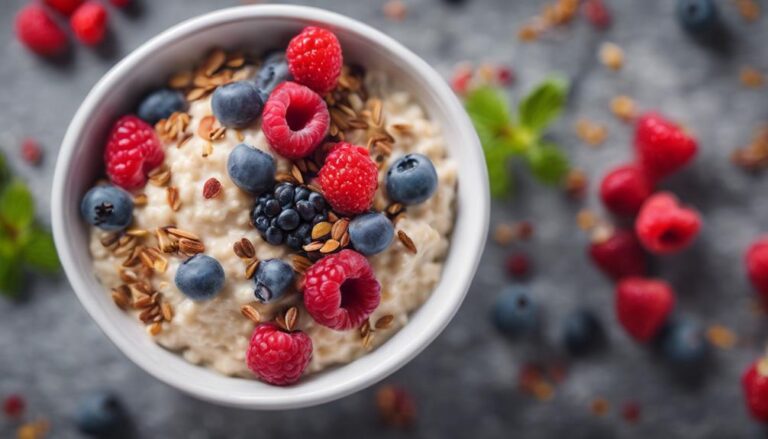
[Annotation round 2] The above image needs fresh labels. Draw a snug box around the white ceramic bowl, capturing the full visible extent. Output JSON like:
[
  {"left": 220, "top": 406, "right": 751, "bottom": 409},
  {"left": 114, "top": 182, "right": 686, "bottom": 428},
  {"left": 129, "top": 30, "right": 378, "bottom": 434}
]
[{"left": 52, "top": 5, "right": 488, "bottom": 409}]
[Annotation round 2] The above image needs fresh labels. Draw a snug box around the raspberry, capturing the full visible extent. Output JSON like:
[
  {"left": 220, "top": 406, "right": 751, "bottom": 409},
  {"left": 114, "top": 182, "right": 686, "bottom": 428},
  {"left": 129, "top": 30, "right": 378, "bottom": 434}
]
[
  {"left": 616, "top": 277, "right": 675, "bottom": 342},
  {"left": 582, "top": 0, "right": 611, "bottom": 29},
  {"left": 3, "top": 394, "right": 25, "bottom": 418},
  {"left": 71, "top": 2, "right": 108, "bottom": 46},
  {"left": 262, "top": 82, "right": 330, "bottom": 159},
  {"left": 15, "top": 5, "right": 69, "bottom": 57},
  {"left": 746, "top": 237, "right": 768, "bottom": 299},
  {"left": 451, "top": 65, "right": 473, "bottom": 95},
  {"left": 589, "top": 229, "right": 648, "bottom": 280},
  {"left": 21, "top": 138, "right": 43, "bottom": 166},
  {"left": 302, "top": 249, "right": 381, "bottom": 330},
  {"left": 45, "top": 0, "right": 85, "bottom": 15},
  {"left": 634, "top": 112, "right": 698, "bottom": 181},
  {"left": 599, "top": 164, "right": 654, "bottom": 217},
  {"left": 505, "top": 253, "right": 531, "bottom": 279},
  {"left": 635, "top": 192, "right": 701, "bottom": 254},
  {"left": 286, "top": 26, "right": 343, "bottom": 94},
  {"left": 246, "top": 323, "right": 312, "bottom": 386},
  {"left": 104, "top": 115, "right": 164, "bottom": 190},
  {"left": 743, "top": 357, "right": 768, "bottom": 422},
  {"left": 318, "top": 142, "right": 378, "bottom": 214}
]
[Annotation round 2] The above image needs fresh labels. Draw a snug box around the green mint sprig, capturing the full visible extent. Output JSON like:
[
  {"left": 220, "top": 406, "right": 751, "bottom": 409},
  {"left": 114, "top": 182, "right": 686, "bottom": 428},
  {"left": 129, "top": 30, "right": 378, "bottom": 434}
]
[
  {"left": 464, "top": 77, "right": 570, "bottom": 197},
  {"left": 0, "top": 153, "right": 59, "bottom": 297}
]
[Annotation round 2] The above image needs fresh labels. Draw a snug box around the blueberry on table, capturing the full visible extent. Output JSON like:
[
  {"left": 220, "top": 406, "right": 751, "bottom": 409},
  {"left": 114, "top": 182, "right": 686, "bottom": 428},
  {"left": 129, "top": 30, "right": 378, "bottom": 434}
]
[
  {"left": 254, "top": 52, "right": 292, "bottom": 101},
  {"left": 349, "top": 212, "right": 395, "bottom": 256},
  {"left": 676, "top": 0, "right": 719, "bottom": 33},
  {"left": 492, "top": 286, "right": 538, "bottom": 337},
  {"left": 74, "top": 391, "right": 126, "bottom": 436},
  {"left": 212, "top": 80, "right": 264, "bottom": 128},
  {"left": 80, "top": 185, "right": 134, "bottom": 231},
  {"left": 562, "top": 309, "right": 605, "bottom": 356},
  {"left": 175, "top": 254, "right": 225, "bottom": 300},
  {"left": 386, "top": 153, "right": 438, "bottom": 205},
  {"left": 137, "top": 88, "right": 187, "bottom": 124},
  {"left": 658, "top": 318, "right": 709, "bottom": 364},
  {"left": 254, "top": 259, "right": 294, "bottom": 303},
  {"left": 226, "top": 143, "right": 276, "bottom": 194}
]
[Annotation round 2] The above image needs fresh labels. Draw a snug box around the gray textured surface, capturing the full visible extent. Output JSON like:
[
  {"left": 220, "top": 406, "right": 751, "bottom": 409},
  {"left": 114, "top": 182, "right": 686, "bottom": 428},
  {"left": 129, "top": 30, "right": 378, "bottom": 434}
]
[{"left": 2, "top": 0, "right": 768, "bottom": 437}]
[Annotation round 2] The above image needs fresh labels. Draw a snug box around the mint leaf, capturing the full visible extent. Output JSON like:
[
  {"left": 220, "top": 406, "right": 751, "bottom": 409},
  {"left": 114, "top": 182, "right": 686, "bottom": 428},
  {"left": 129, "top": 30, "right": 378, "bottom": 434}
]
[
  {"left": 21, "top": 226, "right": 59, "bottom": 273},
  {"left": 465, "top": 86, "right": 512, "bottom": 133},
  {"left": 526, "top": 142, "right": 570, "bottom": 185},
  {"left": 0, "top": 180, "right": 34, "bottom": 230},
  {"left": 518, "top": 77, "right": 569, "bottom": 133},
  {"left": 0, "top": 152, "right": 8, "bottom": 188},
  {"left": 0, "top": 253, "right": 22, "bottom": 297},
  {"left": 484, "top": 140, "right": 515, "bottom": 197}
]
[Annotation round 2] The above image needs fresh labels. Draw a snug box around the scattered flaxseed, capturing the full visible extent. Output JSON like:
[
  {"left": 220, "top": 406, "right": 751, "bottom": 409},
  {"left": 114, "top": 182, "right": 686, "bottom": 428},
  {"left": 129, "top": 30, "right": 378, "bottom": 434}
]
[
  {"left": 161, "top": 302, "right": 174, "bottom": 321},
  {"left": 706, "top": 324, "right": 737, "bottom": 349},
  {"left": 241, "top": 303, "right": 262, "bottom": 323},
  {"left": 599, "top": 42, "right": 624, "bottom": 71},
  {"left": 319, "top": 239, "right": 341, "bottom": 254},
  {"left": 397, "top": 230, "right": 417, "bottom": 254},
  {"left": 590, "top": 397, "right": 610, "bottom": 416},
  {"left": 178, "top": 238, "right": 205, "bottom": 256},
  {"left": 740, "top": 66, "right": 764, "bottom": 88},
  {"left": 493, "top": 223, "right": 516, "bottom": 246},
  {"left": 733, "top": 0, "right": 760, "bottom": 22},
  {"left": 564, "top": 168, "right": 588, "bottom": 199},
  {"left": 233, "top": 238, "right": 255, "bottom": 259},
  {"left": 111, "top": 286, "right": 131, "bottom": 310},
  {"left": 311, "top": 221, "right": 333, "bottom": 240},
  {"left": 245, "top": 258, "right": 260, "bottom": 279},
  {"left": 202, "top": 142, "right": 214, "bottom": 158},
  {"left": 574, "top": 118, "right": 608, "bottom": 147},
  {"left": 376, "top": 385, "right": 416, "bottom": 428},
  {"left": 611, "top": 95, "right": 637, "bottom": 122},
  {"left": 166, "top": 186, "right": 181, "bottom": 211},
  {"left": 576, "top": 208, "right": 598, "bottom": 231},
  {"left": 133, "top": 193, "right": 148, "bottom": 207},
  {"left": 291, "top": 255, "right": 312, "bottom": 274},
  {"left": 148, "top": 165, "right": 171, "bottom": 187},
  {"left": 166, "top": 227, "right": 200, "bottom": 241},
  {"left": 284, "top": 306, "right": 299, "bottom": 331},
  {"left": 732, "top": 125, "right": 768, "bottom": 171},
  {"left": 331, "top": 218, "right": 349, "bottom": 241},
  {"left": 375, "top": 314, "right": 395, "bottom": 330},
  {"left": 148, "top": 322, "right": 163, "bottom": 336},
  {"left": 169, "top": 70, "right": 193, "bottom": 89},
  {"left": 303, "top": 241, "right": 324, "bottom": 252},
  {"left": 16, "top": 419, "right": 49, "bottom": 439},
  {"left": 382, "top": 0, "right": 407, "bottom": 21}
]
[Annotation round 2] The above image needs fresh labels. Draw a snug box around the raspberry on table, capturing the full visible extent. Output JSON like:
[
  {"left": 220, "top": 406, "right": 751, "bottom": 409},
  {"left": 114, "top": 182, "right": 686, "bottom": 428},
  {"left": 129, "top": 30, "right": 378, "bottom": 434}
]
[
  {"left": 104, "top": 115, "right": 164, "bottom": 190},
  {"left": 589, "top": 229, "right": 648, "bottom": 280},
  {"left": 286, "top": 26, "right": 343, "bottom": 94},
  {"left": 247, "top": 323, "right": 313, "bottom": 386},
  {"left": 15, "top": 5, "right": 69, "bottom": 57},
  {"left": 746, "top": 237, "right": 768, "bottom": 300},
  {"left": 616, "top": 277, "right": 675, "bottom": 342},
  {"left": 743, "top": 357, "right": 768, "bottom": 422},
  {"left": 262, "top": 81, "right": 330, "bottom": 159},
  {"left": 71, "top": 2, "right": 108, "bottom": 46},
  {"left": 505, "top": 253, "right": 532, "bottom": 279},
  {"left": 302, "top": 249, "right": 381, "bottom": 330},
  {"left": 634, "top": 112, "right": 698, "bottom": 181},
  {"left": 635, "top": 192, "right": 701, "bottom": 254},
  {"left": 44, "top": 0, "right": 84, "bottom": 16},
  {"left": 599, "top": 164, "right": 654, "bottom": 217},
  {"left": 21, "top": 138, "right": 43, "bottom": 166},
  {"left": 318, "top": 142, "right": 379, "bottom": 215}
]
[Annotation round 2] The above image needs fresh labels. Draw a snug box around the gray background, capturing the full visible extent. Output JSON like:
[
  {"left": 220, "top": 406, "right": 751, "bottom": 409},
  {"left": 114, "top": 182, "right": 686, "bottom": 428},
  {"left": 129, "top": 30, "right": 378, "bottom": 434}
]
[{"left": 2, "top": 0, "right": 768, "bottom": 437}]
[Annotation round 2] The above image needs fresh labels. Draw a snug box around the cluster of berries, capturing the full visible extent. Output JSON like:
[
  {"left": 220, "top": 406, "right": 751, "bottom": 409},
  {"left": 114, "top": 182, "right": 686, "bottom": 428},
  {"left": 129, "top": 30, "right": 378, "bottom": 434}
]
[{"left": 15, "top": 0, "right": 127, "bottom": 56}]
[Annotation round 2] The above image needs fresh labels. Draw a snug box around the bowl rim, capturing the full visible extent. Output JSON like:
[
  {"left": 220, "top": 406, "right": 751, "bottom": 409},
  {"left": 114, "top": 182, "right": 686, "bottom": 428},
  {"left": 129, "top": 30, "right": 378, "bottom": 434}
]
[{"left": 52, "top": 4, "right": 489, "bottom": 409}]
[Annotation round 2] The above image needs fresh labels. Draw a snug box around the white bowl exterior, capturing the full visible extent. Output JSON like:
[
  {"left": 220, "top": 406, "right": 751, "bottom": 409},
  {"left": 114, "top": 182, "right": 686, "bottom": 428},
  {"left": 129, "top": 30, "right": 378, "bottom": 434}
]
[{"left": 52, "top": 5, "right": 488, "bottom": 409}]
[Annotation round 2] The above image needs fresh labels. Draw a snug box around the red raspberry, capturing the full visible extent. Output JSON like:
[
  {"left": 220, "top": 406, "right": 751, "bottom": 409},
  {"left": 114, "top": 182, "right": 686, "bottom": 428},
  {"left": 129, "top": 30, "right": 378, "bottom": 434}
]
[
  {"left": 286, "top": 26, "right": 343, "bottom": 94},
  {"left": 634, "top": 112, "right": 698, "bottom": 181},
  {"left": 505, "top": 253, "right": 531, "bottom": 279},
  {"left": 599, "top": 164, "right": 654, "bottom": 216},
  {"left": 746, "top": 237, "right": 768, "bottom": 300},
  {"left": 589, "top": 229, "right": 648, "bottom": 280},
  {"left": 262, "top": 82, "right": 330, "bottom": 159},
  {"left": 743, "top": 357, "right": 768, "bottom": 422},
  {"left": 451, "top": 65, "right": 473, "bottom": 95},
  {"left": 246, "top": 323, "right": 312, "bottom": 386},
  {"left": 44, "top": 0, "right": 84, "bottom": 15},
  {"left": 109, "top": 0, "right": 131, "bottom": 7},
  {"left": 317, "top": 142, "right": 378, "bottom": 215},
  {"left": 635, "top": 192, "right": 701, "bottom": 254},
  {"left": 582, "top": 0, "right": 611, "bottom": 30},
  {"left": 70, "top": 2, "right": 108, "bottom": 46},
  {"left": 104, "top": 115, "right": 164, "bottom": 190},
  {"left": 616, "top": 277, "right": 675, "bottom": 342},
  {"left": 302, "top": 249, "right": 381, "bottom": 330},
  {"left": 21, "top": 138, "right": 43, "bottom": 166},
  {"left": 15, "top": 5, "right": 69, "bottom": 57},
  {"left": 3, "top": 394, "right": 25, "bottom": 418}
]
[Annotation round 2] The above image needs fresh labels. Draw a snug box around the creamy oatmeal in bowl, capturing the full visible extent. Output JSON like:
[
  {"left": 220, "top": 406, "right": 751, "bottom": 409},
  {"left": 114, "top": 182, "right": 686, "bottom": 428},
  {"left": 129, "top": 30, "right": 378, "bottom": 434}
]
[{"left": 54, "top": 5, "right": 487, "bottom": 408}]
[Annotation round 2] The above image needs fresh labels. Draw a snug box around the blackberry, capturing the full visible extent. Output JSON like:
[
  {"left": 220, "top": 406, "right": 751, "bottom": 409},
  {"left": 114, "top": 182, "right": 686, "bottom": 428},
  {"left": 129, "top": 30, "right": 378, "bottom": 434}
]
[{"left": 252, "top": 182, "right": 328, "bottom": 250}]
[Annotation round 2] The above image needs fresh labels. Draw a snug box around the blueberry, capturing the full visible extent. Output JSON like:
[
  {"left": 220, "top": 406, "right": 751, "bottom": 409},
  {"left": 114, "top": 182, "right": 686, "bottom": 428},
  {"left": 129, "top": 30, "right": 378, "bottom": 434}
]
[
  {"left": 294, "top": 187, "right": 310, "bottom": 202},
  {"left": 253, "top": 215, "right": 270, "bottom": 232},
  {"left": 562, "top": 309, "right": 605, "bottom": 356},
  {"left": 676, "top": 0, "right": 719, "bottom": 33},
  {"left": 348, "top": 212, "right": 394, "bottom": 256},
  {"left": 212, "top": 80, "right": 263, "bottom": 128},
  {"left": 254, "top": 52, "right": 292, "bottom": 101},
  {"left": 137, "top": 88, "right": 187, "bottom": 124},
  {"left": 254, "top": 259, "right": 294, "bottom": 303},
  {"left": 74, "top": 392, "right": 126, "bottom": 436},
  {"left": 309, "top": 192, "right": 326, "bottom": 210},
  {"left": 285, "top": 234, "right": 302, "bottom": 250},
  {"left": 265, "top": 226, "right": 284, "bottom": 245},
  {"left": 492, "top": 286, "right": 538, "bottom": 337},
  {"left": 80, "top": 185, "right": 134, "bottom": 231},
  {"left": 295, "top": 200, "right": 315, "bottom": 221},
  {"left": 295, "top": 223, "right": 311, "bottom": 240},
  {"left": 312, "top": 214, "right": 325, "bottom": 225},
  {"left": 276, "top": 209, "right": 300, "bottom": 231},
  {"left": 386, "top": 153, "right": 438, "bottom": 205},
  {"left": 174, "top": 254, "right": 225, "bottom": 300},
  {"left": 265, "top": 199, "right": 281, "bottom": 217},
  {"left": 275, "top": 183, "right": 295, "bottom": 206},
  {"left": 227, "top": 143, "right": 275, "bottom": 194},
  {"left": 659, "top": 318, "right": 709, "bottom": 364}
]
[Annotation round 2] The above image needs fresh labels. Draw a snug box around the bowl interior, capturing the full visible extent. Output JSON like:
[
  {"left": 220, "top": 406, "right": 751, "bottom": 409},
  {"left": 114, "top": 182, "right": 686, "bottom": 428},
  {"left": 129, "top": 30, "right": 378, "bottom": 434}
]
[{"left": 53, "top": 5, "right": 488, "bottom": 409}]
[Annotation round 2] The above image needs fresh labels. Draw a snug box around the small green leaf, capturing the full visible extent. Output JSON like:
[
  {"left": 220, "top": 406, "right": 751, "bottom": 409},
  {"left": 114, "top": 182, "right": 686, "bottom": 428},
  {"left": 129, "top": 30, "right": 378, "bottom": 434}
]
[
  {"left": 0, "top": 253, "right": 23, "bottom": 297},
  {"left": 21, "top": 226, "right": 59, "bottom": 273},
  {"left": 526, "top": 142, "right": 570, "bottom": 185},
  {"left": 518, "top": 77, "right": 569, "bottom": 133},
  {"left": 0, "top": 180, "right": 34, "bottom": 230},
  {"left": 0, "top": 152, "right": 9, "bottom": 188},
  {"left": 485, "top": 143, "right": 514, "bottom": 197},
  {"left": 465, "top": 86, "right": 512, "bottom": 133}
]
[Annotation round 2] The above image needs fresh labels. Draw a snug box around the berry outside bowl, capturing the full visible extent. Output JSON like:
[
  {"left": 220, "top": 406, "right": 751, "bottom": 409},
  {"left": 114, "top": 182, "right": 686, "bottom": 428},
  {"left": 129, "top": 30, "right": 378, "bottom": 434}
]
[{"left": 52, "top": 5, "right": 489, "bottom": 410}]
